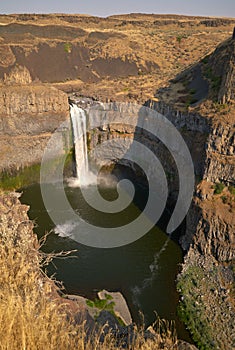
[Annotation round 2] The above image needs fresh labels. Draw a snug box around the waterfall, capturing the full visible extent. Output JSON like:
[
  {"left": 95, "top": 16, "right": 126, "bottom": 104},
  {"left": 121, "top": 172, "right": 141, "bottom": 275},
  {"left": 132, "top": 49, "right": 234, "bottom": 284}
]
[{"left": 70, "top": 104, "right": 91, "bottom": 185}]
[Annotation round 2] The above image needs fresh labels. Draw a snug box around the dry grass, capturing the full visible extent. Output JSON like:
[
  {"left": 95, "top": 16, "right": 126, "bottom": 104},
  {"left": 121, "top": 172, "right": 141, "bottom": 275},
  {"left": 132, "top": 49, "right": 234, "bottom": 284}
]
[
  {"left": 0, "top": 14, "right": 234, "bottom": 103},
  {"left": 0, "top": 192, "right": 179, "bottom": 350}
]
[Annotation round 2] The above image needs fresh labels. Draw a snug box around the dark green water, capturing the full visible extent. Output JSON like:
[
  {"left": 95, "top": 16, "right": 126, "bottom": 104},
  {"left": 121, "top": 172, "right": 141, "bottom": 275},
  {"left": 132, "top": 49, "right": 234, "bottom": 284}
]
[{"left": 19, "top": 178, "right": 191, "bottom": 341}]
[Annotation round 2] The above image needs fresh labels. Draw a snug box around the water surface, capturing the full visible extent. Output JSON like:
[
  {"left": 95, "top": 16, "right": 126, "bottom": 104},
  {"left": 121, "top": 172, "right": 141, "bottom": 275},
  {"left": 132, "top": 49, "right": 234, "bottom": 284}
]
[{"left": 20, "top": 178, "right": 190, "bottom": 341}]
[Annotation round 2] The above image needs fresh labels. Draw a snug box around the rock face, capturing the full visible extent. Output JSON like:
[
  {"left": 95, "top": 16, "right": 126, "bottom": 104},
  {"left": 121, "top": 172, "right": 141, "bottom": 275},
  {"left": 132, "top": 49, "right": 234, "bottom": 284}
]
[
  {"left": 212, "top": 39, "right": 235, "bottom": 104},
  {"left": 149, "top": 38, "right": 235, "bottom": 263},
  {"left": 144, "top": 100, "right": 210, "bottom": 179},
  {"left": 204, "top": 120, "right": 235, "bottom": 184},
  {"left": 0, "top": 191, "right": 38, "bottom": 256},
  {"left": 85, "top": 95, "right": 234, "bottom": 264},
  {"left": 3, "top": 65, "right": 32, "bottom": 85},
  {"left": 0, "top": 85, "right": 70, "bottom": 174},
  {"left": 181, "top": 194, "right": 235, "bottom": 261},
  {"left": 149, "top": 38, "right": 235, "bottom": 349},
  {"left": 86, "top": 100, "right": 209, "bottom": 210},
  {"left": 150, "top": 103, "right": 235, "bottom": 262},
  {"left": 179, "top": 127, "right": 235, "bottom": 262},
  {"left": 0, "top": 45, "right": 16, "bottom": 67}
]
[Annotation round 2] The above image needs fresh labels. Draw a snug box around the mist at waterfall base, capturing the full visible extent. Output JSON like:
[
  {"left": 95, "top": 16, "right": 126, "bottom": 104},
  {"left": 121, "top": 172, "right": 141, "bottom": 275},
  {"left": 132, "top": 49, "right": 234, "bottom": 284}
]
[{"left": 19, "top": 104, "right": 191, "bottom": 341}]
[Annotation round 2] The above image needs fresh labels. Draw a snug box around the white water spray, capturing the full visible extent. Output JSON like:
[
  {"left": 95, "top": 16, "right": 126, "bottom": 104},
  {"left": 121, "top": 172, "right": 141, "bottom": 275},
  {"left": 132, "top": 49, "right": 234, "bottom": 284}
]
[{"left": 70, "top": 104, "right": 95, "bottom": 186}]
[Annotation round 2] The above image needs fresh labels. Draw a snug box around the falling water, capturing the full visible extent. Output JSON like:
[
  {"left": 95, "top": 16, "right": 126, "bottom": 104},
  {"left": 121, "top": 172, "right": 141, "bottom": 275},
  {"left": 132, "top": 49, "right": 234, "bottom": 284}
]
[{"left": 70, "top": 104, "right": 93, "bottom": 186}]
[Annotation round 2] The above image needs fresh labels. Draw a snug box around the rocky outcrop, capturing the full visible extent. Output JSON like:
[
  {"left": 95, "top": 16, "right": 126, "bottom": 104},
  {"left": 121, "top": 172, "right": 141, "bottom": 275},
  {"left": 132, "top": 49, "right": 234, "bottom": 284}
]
[
  {"left": 200, "top": 19, "right": 235, "bottom": 27},
  {"left": 84, "top": 99, "right": 209, "bottom": 209},
  {"left": 204, "top": 120, "right": 235, "bottom": 184},
  {"left": 0, "top": 85, "right": 70, "bottom": 174},
  {"left": 147, "top": 35, "right": 235, "bottom": 257},
  {"left": 98, "top": 290, "right": 132, "bottom": 326},
  {"left": 149, "top": 102, "right": 235, "bottom": 261},
  {"left": 145, "top": 100, "right": 210, "bottom": 133},
  {"left": 0, "top": 45, "right": 16, "bottom": 67},
  {"left": 3, "top": 64, "right": 32, "bottom": 85},
  {"left": 216, "top": 39, "right": 235, "bottom": 104},
  {"left": 197, "top": 38, "right": 235, "bottom": 104},
  {"left": 83, "top": 97, "right": 234, "bottom": 262},
  {"left": 67, "top": 289, "right": 132, "bottom": 329},
  {"left": 0, "top": 191, "right": 38, "bottom": 256},
  {"left": 145, "top": 100, "right": 210, "bottom": 178},
  {"left": 181, "top": 193, "right": 235, "bottom": 261}
]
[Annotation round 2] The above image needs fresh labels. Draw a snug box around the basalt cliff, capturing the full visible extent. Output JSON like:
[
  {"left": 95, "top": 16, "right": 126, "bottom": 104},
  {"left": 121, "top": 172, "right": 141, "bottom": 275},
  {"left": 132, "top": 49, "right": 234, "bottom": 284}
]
[{"left": 0, "top": 84, "right": 69, "bottom": 174}]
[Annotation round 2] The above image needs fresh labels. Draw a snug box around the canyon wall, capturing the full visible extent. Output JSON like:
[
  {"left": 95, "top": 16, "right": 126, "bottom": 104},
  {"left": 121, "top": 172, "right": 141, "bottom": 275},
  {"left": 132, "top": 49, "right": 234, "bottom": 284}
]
[
  {"left": 0, "top": 85, "right": 70, "bottom": 174},
  {"left": 181, "top": 195, "right": 235, "bottom": 261},
  {"left": 0, "top": 90, "right": 233, "bottom": 262},
  {"left": 204, "top": 120, "right": 235, "bottom": 184},
  {"left": 147, "top": 100, "right": 235, "bottom": 347},
  {"left": 85, "top": 101, "right": 208, "bottom": 205},
  {"left": 148, "top": 101, "right": 235, "bottom": 262},
  {"left": 86, "top": 100, "right": 234, "bottom": 262}
]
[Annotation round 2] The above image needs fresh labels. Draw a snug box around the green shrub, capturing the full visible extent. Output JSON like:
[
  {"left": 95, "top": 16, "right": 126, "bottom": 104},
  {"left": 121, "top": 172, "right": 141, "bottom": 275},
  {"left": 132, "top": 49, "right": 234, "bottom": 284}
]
[
  {"left": 221, "top": 195, "right": 228, "bottom": 204},
  {"left": 0, "top": 164, "right": 41, "bottom": 190},
  {"left": 214, "top": 182, "right": 225, "bottom": 195},
  {"left": 85, "top": 294, "right": 126, "bottom": 326},
  {"left": 204, "top": 67, "right": 222, "bottom": 93},
  {"left": 64, "top": 42, "right": 72, "bottom": 53},
  {"left": 228, "top": 186, "right": 235, "bottom": 196},
  {"left": 86, "top": 300, "right": 94, "bottom": 308},
  {"left": 177, "top": 266, "right": 216, "bottom": 350},
  {"left": 213, "top": 102, "right": 229, "bottom": 112},
  {"left": 185, "top": 96, "right": 198, "bottom": 108},
  {"left": 86, "top": 294, "right": 114, "bottom": 311},
  {"left": 105, "top": 293, "right": 113, "bottom": 300},
  {"left": 211, "top": 75, "right": 222, "bottom": 91},
  {"left": 176, "top": 34, "right": 187, "bottom": 44}
]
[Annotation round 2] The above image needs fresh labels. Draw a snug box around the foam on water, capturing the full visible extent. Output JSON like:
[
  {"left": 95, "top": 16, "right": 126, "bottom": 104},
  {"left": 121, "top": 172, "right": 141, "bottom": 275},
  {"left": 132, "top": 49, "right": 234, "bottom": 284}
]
[{"left": 54, "top": 221, "right": 78, "bottom": 238}]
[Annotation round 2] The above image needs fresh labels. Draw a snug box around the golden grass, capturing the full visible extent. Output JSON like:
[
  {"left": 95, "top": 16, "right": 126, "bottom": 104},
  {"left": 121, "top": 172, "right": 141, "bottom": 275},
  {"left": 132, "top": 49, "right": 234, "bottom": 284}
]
[{"left": 0, "top": 193, "right": 178, "bottom": 350}]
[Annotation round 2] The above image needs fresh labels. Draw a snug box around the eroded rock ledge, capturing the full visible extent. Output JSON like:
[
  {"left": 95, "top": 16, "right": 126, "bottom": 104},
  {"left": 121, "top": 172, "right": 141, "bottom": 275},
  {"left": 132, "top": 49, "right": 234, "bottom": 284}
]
[{"left": 0, "top": 85, "right": 70, "bottom": 174}]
